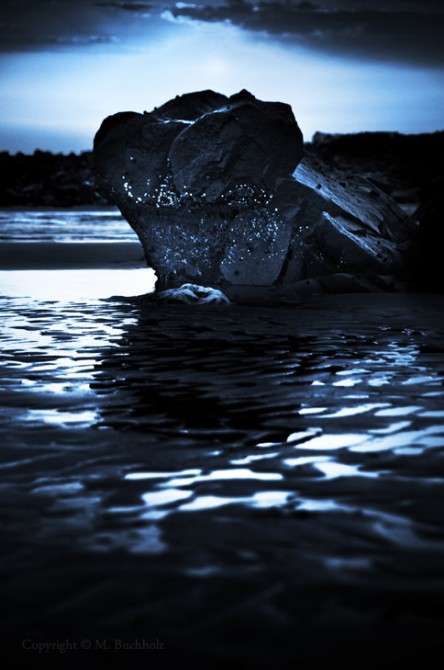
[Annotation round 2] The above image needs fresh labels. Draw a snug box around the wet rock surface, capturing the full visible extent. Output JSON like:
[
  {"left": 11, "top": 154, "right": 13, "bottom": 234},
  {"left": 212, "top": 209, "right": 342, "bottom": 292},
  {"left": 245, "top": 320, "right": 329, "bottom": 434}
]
[
  {"left": 281, "top": 155, "right": 417, "bottom": 286},
  {"left": 93, "top": 90, "right": 418, "bottom": 296},
  {"left": 94, "top": 89, "right": 303, "bottom": 291},
  {"left": 306, "top": 131, "right": 444, "bottom": 292}
]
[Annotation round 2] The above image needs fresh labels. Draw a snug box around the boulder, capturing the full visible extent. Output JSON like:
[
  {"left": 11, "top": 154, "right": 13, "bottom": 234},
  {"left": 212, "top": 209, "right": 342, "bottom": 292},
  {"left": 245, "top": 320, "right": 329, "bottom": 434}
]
[{"left": 93, "top": 89, "right": 416, "bottom": 298}]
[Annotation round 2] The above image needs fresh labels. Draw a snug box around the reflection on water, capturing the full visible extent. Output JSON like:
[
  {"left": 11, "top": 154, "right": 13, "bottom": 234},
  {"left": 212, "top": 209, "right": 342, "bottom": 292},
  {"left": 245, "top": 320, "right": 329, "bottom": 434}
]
[
  {"left": 1, "top": 282, "right": 444, "bottom": 543},
  {"left": 0, "top": 268, "right": 155, "bottom": 300},
  {"left": 1, "top": 273, "right": 444, "bottom": 661},
  {"left": 88, "top": 304, "right": 444, "bottom": 545},
  {"left": 0, "top": 209, "right": 133, "bottom": 242}
]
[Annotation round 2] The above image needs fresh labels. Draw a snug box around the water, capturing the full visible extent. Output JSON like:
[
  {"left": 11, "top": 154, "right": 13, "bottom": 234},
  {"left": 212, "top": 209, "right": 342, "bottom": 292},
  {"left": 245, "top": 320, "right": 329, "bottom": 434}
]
[
  {"left": 0, "top": 209, "right": 135, "bottom": 242},
  {"left": 1, "top": 210, "right": 444, "bottom": 665}
]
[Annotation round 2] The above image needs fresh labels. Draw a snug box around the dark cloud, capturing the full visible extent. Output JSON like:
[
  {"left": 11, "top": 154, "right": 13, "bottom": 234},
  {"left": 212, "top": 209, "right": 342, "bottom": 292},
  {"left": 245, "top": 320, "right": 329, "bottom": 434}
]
[
  {"left": 333, "top": 1, "right": 442, "bottom": 9},
  {"left": 165, "top": 0, "right": 444, "bottom": 65},
  {"left": 93, "top": 1, "right": 153, "bottom": 11},
  {"left": 0, "top": 0, "right": 154, "bottom": 51},
  {"left": 0, "top": 0, "right": 101, "bottom": 50},
  {"left": 1, "top": 0, "right": 443, "bottom": 65}
]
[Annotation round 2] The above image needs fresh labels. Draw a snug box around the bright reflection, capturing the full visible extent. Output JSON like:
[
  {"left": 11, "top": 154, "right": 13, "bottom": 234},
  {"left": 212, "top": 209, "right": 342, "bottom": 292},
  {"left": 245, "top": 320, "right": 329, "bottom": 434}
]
[
  {"left": 420, "top": 411, "right": 444, "bottom": 418},
  {"left": 162, "top": 468, "right": 283, "bottom": 487},
  {"left": 125, "top": 469, "right": 202, "bottom": 481},
  {"left": 179, "top": 495, "right": 246, "bottom": 512},
  {"left": 128, "top": 468, "right": 283, "bottom": 491},
  {"left": 178, "top": 491, "right": 293, "bottom": 512},
  {"left": 286, "top": 429, "right": 322, "bottom": 444},
  {"left": 251, "top": 491, "right": 291, "bottom": 507},
  {"left": 297, "top": 499, "right": 345, "bottom": 512},
  {"left": 314, "top": 461, "right": 378, "bottom": 479},
  {"left": 285, "top": 455, "right": 378, "bottom": 478},
  {"left": 333, "top": 378, "right": 362, "bottom": 387},
  {"left": 402, "top": 375, "right": 437, "bottom": 385},
  {"left": 325, "top": 403, "right": 389, "bottom": 418},
  {"left": 141, "top": 488, "right": 192, "bottom": 506},
  {"left": 230, "top": 453, "right": 279, "bottom": 465},
  {"left": 375, "top": 406, "right": 423, "bottom": 417},
  {"left": 0, "top": 269, "right": 156, "bottom": 300},
  {"left": 284, "top": 456, "right": 329, "bottom": 467},
  {"left": 371, "top": 421, "right": 412, "bottom": 434},
  {"left": 25, "top": 409, "right": 97, "bottom": 425},
  {"left": 293, "top": 433, "right": 370, "bottom": 451},
  {"left": 350, "top": 426, "right": 444, "bottom": 453},
  {"left": 201, "top": 468, "right": 282, "bottom": 481}
]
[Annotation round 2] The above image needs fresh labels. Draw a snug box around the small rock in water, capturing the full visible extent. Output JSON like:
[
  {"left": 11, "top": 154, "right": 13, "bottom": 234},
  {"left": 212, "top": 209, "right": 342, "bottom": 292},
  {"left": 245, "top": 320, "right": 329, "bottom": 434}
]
[{"left": 155, "top": 284, "right": 231, "bottom": 305}]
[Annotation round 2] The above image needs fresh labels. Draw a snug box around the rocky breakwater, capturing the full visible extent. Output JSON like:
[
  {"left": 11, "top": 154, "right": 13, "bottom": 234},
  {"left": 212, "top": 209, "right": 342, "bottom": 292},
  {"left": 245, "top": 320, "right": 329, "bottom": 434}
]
[{"left": 93, "top": 90, "right": 417, "bottom": 302}]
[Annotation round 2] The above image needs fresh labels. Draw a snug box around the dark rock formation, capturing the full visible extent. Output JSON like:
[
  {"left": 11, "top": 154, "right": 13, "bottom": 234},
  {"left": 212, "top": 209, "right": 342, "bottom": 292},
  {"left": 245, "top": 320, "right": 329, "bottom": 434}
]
[
  {"left": 308, "top": 130, "right": 444, "bottom": 205},
  {"left": 93, "top": 89, "right": 418, "bottom": 298},
  {"left": 408, "top": 176, "right": 444, "bottom": 292},
  {"left": 94, "top": 89, "right": 303, "bottom": 292},
  {"left": 280, "top": 155, "right": 417, "bottom": 285}
]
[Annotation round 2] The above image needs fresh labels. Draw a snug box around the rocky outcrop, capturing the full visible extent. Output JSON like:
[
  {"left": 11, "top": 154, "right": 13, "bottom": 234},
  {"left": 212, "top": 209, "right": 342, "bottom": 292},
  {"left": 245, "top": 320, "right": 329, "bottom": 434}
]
[
  {"left": 93, "top": 89, "right": 417, "bottom": 298},
  {"left": 279, "top": 155, "right": 417, "bottom": 285},
  {"left": 94, "top": 89, "right": 303, "bottom": 291}
]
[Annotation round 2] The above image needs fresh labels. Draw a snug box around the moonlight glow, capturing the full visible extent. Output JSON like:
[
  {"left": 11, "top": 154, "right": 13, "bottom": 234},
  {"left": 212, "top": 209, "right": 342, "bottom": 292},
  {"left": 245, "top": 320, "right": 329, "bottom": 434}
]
[{"left": 0, "top": 1, "right": 443, "bottom": 152}]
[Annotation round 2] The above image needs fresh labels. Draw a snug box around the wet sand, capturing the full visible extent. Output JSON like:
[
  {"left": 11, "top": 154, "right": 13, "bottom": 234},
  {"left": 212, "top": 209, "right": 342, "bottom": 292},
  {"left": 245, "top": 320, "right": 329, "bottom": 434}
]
[
  {"left": 0, "top": 241, "right": 145, "bottom": 269},
  {"left": 1, "top": 273, "right": 444, "bottom": 668}
]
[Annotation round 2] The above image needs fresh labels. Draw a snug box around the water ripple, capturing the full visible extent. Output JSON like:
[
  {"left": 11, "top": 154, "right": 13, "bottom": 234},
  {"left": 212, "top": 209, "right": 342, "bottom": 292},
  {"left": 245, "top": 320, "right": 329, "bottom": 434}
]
[{"left": 1, "top": 281, "right": 444, "bottom": 649}]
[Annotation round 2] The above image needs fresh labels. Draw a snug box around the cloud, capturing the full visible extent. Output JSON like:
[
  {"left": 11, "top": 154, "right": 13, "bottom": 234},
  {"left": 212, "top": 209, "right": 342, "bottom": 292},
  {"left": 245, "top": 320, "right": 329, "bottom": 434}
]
[
  {"left": 0, "top": 0, "right": 155, "bottom": 51},
  {"left": 165, "top": 0, "right": 444, "bottom": 65},
  {"left": 93, "top": 2, "right": 153, "bottom": 11},
  {"left": 1, "top": 0, "right": 443, "bottom": 66},
  {"left": 50, "top": 35, "right": 120, "bottom": 46}
]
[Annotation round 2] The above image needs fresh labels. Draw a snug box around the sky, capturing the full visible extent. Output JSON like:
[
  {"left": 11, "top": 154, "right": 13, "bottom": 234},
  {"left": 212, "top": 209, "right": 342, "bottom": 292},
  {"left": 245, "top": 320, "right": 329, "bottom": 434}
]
[{"left": 1, "top": 0, "right": 444, "bottom": 153}]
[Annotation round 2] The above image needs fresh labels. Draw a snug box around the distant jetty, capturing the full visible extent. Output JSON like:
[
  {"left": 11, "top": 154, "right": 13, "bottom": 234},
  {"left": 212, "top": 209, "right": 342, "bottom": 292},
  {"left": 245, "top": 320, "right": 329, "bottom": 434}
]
[{"left": 0, "top": 150, "right": 105, "bottom": 207}]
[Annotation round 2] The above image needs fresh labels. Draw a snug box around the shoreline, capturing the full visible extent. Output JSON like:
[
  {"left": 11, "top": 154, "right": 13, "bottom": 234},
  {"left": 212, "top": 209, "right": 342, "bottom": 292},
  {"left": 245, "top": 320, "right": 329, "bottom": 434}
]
[
  {"left": 0, "top": 204, "right": 119, "bottom": 212},
  {"left": 0, "top": 241, "right": 145, "bottom": 269}
]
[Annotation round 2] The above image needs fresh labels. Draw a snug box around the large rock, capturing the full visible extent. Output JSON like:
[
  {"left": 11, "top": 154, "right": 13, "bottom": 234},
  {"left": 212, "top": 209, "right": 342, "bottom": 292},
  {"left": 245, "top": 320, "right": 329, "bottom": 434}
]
[
  {"left": 93, "top": 89, "right": 302, "bottom": 290},
  {"left": 93, "top": 90, "right": 416, "bottom": 297}
]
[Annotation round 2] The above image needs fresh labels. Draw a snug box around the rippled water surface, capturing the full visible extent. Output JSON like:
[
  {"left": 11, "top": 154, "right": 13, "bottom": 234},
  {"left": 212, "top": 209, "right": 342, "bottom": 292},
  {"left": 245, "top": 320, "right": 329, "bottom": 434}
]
[
  {"left": 1, "top": 218, "right": 444, "bottom": 666},
  {"left": 0, "top": 209, "right": 133, "bottom": 242}
]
